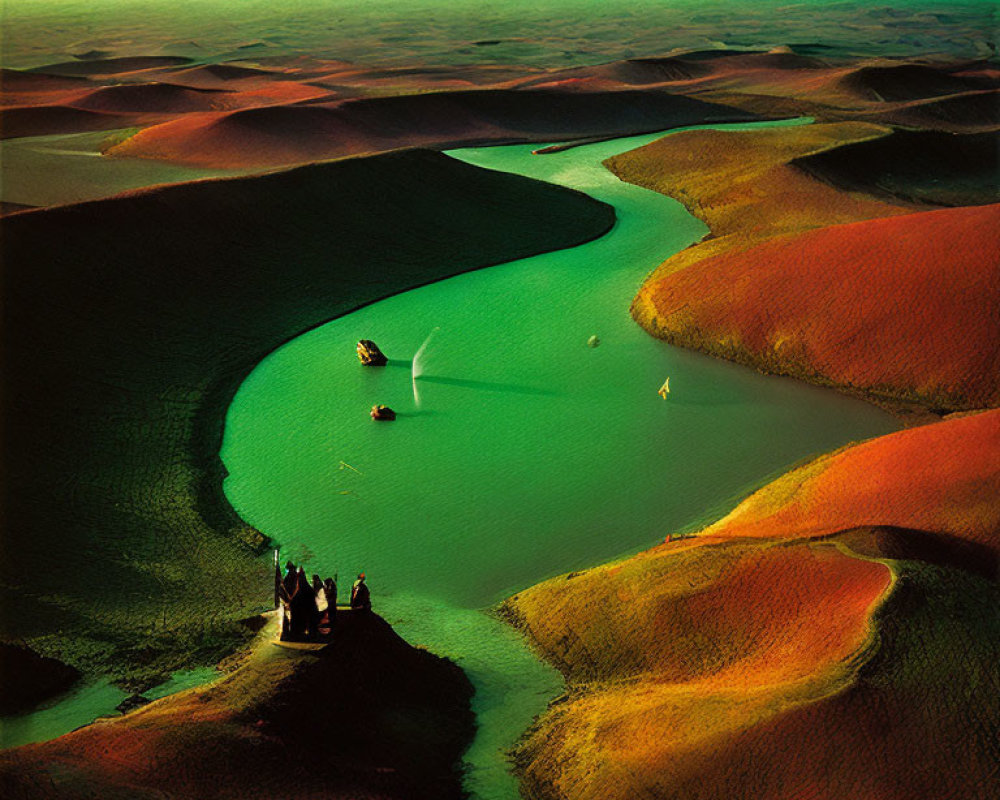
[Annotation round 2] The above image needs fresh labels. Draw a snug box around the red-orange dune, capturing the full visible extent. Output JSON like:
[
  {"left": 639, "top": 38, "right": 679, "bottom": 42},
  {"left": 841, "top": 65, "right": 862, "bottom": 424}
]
[
  {"left": 633, "top": 203, "right": 1000, "bottom": 411},
  {"left": 67, "top": 80, "right": 332, "bottom": 113},
  {"left": 504, "top": 410, "right": 1000, "bottom": 800},
  {"left": 706, "top": 408, "right": 1000, "bottom": 553}
]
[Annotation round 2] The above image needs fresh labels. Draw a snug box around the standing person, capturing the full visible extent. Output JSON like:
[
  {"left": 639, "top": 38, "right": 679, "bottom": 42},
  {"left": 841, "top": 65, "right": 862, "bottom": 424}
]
[
  {"left": 291, "top": 567, "right": 318, "bottom": 640},
  {"left": 312, "top": 574, "right": 329, "bottom": 639},
  {"left": 278, "top": 561, "right": 298, "bottom": 640},
  {"left": 322, "top": 577, "right": 338, "bottom": 635},
  {"left": 351, "top": 572, "right": 371, "bottom": 612},
  {"left": 312, "top": 574, "right": 326, "bottom": 609}
]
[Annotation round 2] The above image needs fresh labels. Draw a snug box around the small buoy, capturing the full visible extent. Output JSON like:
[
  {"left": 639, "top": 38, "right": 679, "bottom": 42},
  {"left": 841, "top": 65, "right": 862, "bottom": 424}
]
[
  {"left": 370, "top": 404, "right": 396, "bottom": 421},
  {"left": 587, "top": 335, "right": 600, "bottom": 348}
]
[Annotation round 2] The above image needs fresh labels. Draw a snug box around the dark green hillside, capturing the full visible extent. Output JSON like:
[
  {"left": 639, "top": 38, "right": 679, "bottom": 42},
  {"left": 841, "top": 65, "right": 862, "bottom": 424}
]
[{"left": 0, "top": 148, "right": 614, "bottom": 691}]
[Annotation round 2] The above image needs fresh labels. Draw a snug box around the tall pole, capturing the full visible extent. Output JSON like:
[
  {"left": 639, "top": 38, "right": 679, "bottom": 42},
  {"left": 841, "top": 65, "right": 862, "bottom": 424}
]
[{"left": 273, "top": 547, "right": 281, "bottom": 609}]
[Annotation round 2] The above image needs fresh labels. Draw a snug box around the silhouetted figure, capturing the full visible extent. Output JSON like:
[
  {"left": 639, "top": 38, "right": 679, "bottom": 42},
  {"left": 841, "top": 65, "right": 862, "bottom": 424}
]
[
  {"left": 290, "top": 567, "right": 318, "bottom": 639},
  {"left": 278, "top": 561, "right": 298, "bottom": 640},
  {"left": 310, "top": 574, "right": 331, "bottom": 639},
  {"left": 351, "top": 572, "right": 371, "bottom": 612},
  {"left": 320, "top": 577, "right": 337, "bottom": 636}
]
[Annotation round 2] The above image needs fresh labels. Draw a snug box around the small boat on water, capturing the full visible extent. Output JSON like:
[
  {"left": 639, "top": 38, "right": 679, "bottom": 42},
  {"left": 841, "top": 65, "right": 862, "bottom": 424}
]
[
  {"left": 658, "top": 378, "right": 670, "bottom": 398},
  {"left": 357, "top": 339, "right": 388, "bottom": 366}
]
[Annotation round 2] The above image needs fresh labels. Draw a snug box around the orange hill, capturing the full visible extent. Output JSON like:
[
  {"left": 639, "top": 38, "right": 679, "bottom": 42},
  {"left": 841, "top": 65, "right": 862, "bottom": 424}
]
[
  {"left": 502, "top": 409, "right": 1000, "bottom": 800},
  {"left": 605, "top": 121, "right": 998, "bottom": 415},
  {"left": 68, "top": 82, "right": 235, "bottom": 113},
  {"left": 704, "top": 407, "right": 1000, "bottom": 556},
  {"left": 631, "top": 203, "right": 1000, "bottom": 412}
]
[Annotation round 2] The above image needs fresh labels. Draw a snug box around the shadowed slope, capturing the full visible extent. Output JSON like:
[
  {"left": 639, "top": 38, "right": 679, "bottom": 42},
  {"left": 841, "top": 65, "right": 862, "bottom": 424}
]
[
  {"left": 834, "top": 63, "right": 997, "bottom": 102},
  {"left": 25, "top": 56, "right": 194, "bottom": 77},
  {"left": 68, "top": 82, "right": 234, "bottom": 113},
  {"left": 793, "top": 129, "right": 1000, "bottom": 206},
  {"left": 502, "top": 410, "right": 1000, "bottom": 800},
  {"left": 0, "top": 149, "right": 614, "bottom": 688},
  {"left": 106, "top": 89, "right": 759, "bottom": 168},
  {"left": 631, "top": 204, "right": 1000, "bottom": 412},
  {"left": 0, "top": 612, "right": 475, "bottom": 799},
  {"left": 0, "top": 105, "right": 126, "bottom": 138},
  {"left": 855, "top": 90, "right": 1000, "bottom": 134},
  {"left": 604, "top": 122, "right": 908, "bottom": 245}
]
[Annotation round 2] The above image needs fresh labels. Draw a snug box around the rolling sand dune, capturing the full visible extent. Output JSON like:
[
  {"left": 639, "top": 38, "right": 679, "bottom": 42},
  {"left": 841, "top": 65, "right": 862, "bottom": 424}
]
[
  {"left": 793, "top": 129, "right": 1000, "bottom": 206},
  {"left": 607, "top": 122, "right": 998, "bottom": 414},
  {"left": 705, "top": 409, "right": 1000, "bottom": 555},
  {"left": 106, "top": 88, "right": 759, "bottom": 167},
  {"left": 517, "top": 57, "right": 714, "bottom": 89},
  {"left": 681, "top": 48, "right": 829, "bottom": 71},
  {"left": 0, "top": 149, "right": 614, "bottom": 689},
  {"left": 166, "top": 63, "right": 293, "bottom": 85},
  {"left": 26, "top": 55, "right": 194, "bottom": 77},
  {"left": 0, "top": 613, "right": 475, "bottom": 800},
  {"left": 0, "top": 104, "right": 126, "bottom": 138},
  {"left": 604, "top": 122, "right": 909, "bottom": 245},
  {"left": 68, "top": 82, "right": 234, "bottom": 113},
  {"left": 64, "top": 80, "right": 332, "bottom": 115},
  {"left": 0, "top": 68, "right": 91, "bottom": 93},
  {"left": 835, "top": 63, "right": 998, "bottom": 102},
  {"left": 632, "top": 204, "right": 1000, "bottom": 413},
  {"left": 864, "top": 89, "right": 1000, "bottom": 132},
  {"left": 502, "top": 409, "right": 1000, "bottom": 800}
]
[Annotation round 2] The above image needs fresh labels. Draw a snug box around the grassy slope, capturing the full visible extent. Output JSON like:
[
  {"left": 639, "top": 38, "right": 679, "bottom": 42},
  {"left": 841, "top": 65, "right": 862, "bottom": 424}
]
[
  {"left": 502, "top": 409, "right": 1000, "bottom": 800},
  {"left": 0, "top": 611, "right": 476, "bottom": 799},
  {"left": 605, "top": 122, "right": 1000, "bottom": 415},
  {"left": 603, "top": 122, "right": 910, "bottom": 274},
  {"left": 0, "top": 148, "right": 615, "bottom": 690}
]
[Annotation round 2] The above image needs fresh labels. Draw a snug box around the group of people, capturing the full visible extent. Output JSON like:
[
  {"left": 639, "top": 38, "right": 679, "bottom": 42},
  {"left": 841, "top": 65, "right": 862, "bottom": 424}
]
[{"left": 277, "top": 560, "right": 371, "bottom": 642}]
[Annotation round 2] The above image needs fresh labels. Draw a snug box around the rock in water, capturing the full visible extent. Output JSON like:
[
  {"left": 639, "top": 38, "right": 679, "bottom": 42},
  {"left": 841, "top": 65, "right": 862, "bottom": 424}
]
[
  {"left": 116, "top": 694, "right": 152, "bottom": 714},
  {"left": 370, "top": 405, "right": 396, "bottom": 421},
  {"left": 587, "top": 335, "right": 600, "bottom": 348},
  {"left": 357, "top": 339, "right": 387, "bottom": 366}
]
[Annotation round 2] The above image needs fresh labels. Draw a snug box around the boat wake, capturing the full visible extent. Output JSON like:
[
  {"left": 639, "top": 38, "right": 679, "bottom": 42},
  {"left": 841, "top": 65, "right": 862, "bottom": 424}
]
[{"left": 412, "top": 326, "right": 440, "bottom": 408}]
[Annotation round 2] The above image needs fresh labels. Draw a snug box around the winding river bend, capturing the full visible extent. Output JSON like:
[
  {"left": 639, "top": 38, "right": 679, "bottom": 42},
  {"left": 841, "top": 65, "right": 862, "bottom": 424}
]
[{"left": 220, "top": 122, "right": 897, "bottom": 799}]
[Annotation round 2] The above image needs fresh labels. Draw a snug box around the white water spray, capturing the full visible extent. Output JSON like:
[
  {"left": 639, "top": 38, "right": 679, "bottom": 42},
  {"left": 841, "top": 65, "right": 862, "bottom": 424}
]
[{"left": 411, "top": 326, "right": 440, "bottom": 408}]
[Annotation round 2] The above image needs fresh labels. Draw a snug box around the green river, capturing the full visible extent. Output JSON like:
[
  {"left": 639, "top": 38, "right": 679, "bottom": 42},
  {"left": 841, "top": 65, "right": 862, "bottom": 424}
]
[{"left": 219, "top": 123, "right": 898, "bottom": 798}]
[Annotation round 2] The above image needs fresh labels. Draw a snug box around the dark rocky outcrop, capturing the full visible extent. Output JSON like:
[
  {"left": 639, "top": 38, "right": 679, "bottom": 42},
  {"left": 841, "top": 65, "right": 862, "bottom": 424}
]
[{"left": 0, "top": 611, "right": 475, "bottom": 799}]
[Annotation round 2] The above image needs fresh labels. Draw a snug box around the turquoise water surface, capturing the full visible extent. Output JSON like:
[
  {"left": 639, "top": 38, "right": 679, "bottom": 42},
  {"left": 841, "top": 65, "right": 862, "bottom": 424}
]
[{"left": 219, "top": 123, "right": 898, "bottom": 798}]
